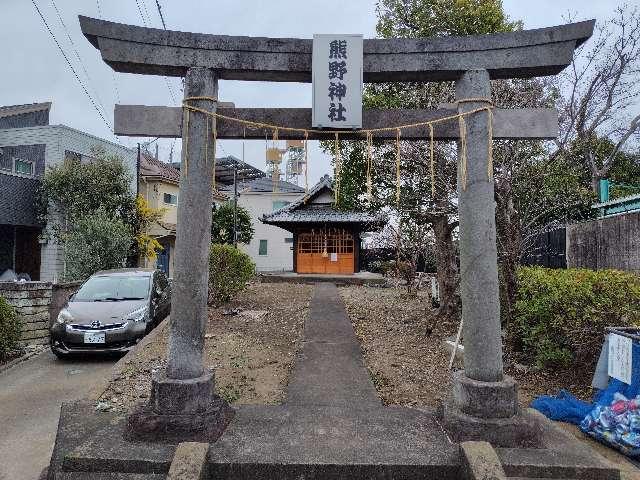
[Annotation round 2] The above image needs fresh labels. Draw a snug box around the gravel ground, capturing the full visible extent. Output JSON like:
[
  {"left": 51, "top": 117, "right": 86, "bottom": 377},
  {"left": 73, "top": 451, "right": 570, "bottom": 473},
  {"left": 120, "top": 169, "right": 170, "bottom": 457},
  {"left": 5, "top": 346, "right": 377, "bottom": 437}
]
[
  {"left": 98, "top": 282, "right": 311, "bottom": 412},
  {"left": 340, "top": 285, "right": 596, "bottom": 408}
]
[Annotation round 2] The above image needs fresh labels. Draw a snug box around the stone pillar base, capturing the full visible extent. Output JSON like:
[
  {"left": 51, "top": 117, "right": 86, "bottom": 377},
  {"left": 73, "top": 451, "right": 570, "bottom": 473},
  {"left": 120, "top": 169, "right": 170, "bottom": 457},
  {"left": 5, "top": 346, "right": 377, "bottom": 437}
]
[
  {"left": 441, "top": 371, "right": 540, "bottom": 448},
  {"left": 125, "top": 370, "right": 235, "bottom": 443}
]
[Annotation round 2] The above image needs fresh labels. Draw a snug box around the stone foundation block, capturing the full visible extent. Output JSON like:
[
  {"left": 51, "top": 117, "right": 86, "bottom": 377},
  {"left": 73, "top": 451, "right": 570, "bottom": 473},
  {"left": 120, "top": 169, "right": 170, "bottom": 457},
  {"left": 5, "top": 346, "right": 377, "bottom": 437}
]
[
  {"left": 452, "top": 371, "right": 518, "bottom": 419},
  {"left": 441, "top": 400, "right": 541, "bottom": 448},
  {"left": 125, "top": 369, "right": 235, "bottom": 443},
  {"left": 150, "top": 371, "right": 215, "bottom": 415},
  {"left": 126, "top": 396, "right": 234, "bottom": 443}
]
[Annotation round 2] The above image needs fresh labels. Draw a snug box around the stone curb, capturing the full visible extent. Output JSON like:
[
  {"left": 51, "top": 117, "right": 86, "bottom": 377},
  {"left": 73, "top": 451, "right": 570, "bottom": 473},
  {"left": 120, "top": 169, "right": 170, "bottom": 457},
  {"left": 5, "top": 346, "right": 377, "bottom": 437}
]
[
  {"left": 167, "top": 442, "right": 209, "bottom": 480},
  {"left": 86, "top": 317, "right": 170, "bottom": 401},
  {"left": 0, "top": 346, "right": 46, "bottom": 375},
  {"left": 460, "top": 441, "right": 506, "bottom": 480}
]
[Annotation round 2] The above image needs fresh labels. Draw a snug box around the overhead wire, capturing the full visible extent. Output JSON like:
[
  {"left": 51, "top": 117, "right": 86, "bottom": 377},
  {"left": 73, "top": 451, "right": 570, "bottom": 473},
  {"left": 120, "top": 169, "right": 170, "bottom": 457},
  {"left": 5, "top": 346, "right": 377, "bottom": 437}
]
[
  {"left": 30, "top": 0, "right": 114, "bottom": 134},
  {"left": 135, "top": 0, "right": 177, "bottom": 105},
  {"left": 49, "top": 0, "right": 110, "bottom": 123}
]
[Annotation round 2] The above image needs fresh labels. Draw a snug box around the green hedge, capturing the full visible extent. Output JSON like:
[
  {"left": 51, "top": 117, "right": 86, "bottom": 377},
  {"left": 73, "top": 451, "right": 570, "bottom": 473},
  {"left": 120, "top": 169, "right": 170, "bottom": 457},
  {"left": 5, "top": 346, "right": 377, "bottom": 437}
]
[
  {"left": 511, "top": 267, "right": 640, "bottom": 369},
  {"left": 208, "top": 244, "right": 255, "bottom": 306},
  {"left": 0, "top": 296, "right": 22, "bottom": 359}
]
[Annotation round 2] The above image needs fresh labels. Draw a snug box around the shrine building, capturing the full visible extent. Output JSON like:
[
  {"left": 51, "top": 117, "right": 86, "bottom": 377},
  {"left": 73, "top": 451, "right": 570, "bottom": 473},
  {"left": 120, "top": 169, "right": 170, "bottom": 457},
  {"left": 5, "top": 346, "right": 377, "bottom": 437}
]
[{"left": 261, "top": 175, "right": 386, "bottom": 275}]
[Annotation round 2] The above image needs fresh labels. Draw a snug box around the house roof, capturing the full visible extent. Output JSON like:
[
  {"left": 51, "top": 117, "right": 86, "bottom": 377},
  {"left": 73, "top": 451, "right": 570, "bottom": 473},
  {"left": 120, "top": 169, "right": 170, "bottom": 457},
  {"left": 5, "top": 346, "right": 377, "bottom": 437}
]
[
  {"left": 140, "top": 153, "right": 227, "bottom": 200},
  {"left": 140, "top": 152, "right": 181, "bottom": 184},
  {"left": 220, "top": 176, "right": 305, "bottom": 194},
  {"left": 261, "top": 175, "right": 386, "bottom": 230},
  {"left": 0, "top": 102, "right": 51, "bottom": 119}
]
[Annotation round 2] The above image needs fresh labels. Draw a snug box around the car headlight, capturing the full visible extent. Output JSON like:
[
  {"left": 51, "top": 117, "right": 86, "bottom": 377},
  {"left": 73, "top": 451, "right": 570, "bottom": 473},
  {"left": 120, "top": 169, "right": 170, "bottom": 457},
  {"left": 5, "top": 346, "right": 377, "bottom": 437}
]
[
  {"left": 125, "top": 305, "right": 149, "bottom": 323},
  {"left": 56, "top": 309, "right": 73, "bottom": 324}
]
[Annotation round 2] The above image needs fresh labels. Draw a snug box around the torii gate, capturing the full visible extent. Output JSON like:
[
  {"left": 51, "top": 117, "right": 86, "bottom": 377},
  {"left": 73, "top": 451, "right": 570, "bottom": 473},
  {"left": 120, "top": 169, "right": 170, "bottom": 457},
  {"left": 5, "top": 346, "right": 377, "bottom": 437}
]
[{"left": 79, "top": 16, "right": 593, "bottom": 443}]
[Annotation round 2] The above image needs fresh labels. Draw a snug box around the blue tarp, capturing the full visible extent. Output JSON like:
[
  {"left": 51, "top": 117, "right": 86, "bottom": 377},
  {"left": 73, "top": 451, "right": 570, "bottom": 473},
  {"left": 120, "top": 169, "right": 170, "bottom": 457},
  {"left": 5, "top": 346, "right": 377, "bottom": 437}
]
[
  {"left": 531, "top": 389, "right": 593, "bottom": 424},
  {"left": 532, "top": 340, "right": 640, "bottom": 456}
]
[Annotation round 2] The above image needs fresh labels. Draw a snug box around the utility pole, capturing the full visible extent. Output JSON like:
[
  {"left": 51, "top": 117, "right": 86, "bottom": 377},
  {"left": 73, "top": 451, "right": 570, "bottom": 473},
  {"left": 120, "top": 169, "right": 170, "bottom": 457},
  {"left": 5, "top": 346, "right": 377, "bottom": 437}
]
[
  {"left": 233, "top": 153, "right": 239, "bottom": 248},
  {"left": 136, "top": 143, "right": 141, "bottom": 197}
]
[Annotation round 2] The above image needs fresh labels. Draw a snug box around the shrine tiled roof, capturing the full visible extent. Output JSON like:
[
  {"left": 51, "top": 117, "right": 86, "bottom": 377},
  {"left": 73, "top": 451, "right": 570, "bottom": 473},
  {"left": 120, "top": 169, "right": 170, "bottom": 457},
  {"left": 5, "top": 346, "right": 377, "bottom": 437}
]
[
  {"left": 263, "top": 207, "right": 385, "bottom": 225},
  {"left": 261, "top": 175, "right": 386, "bottom": 228}
]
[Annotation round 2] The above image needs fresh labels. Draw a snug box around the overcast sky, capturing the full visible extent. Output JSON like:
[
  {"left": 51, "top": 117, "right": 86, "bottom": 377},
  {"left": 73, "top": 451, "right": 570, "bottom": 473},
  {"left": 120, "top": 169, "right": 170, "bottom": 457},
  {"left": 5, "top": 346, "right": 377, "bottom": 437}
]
[{"left": 0, "top": 0, "right": 623, "bottom": 186}]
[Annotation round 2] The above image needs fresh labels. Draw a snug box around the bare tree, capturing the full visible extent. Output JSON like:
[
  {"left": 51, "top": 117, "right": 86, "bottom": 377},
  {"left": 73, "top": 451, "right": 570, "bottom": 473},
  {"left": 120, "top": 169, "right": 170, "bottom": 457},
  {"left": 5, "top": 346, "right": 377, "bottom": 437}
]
[{"left": 554, "top": 6, "right": 640, "bottom": 192}]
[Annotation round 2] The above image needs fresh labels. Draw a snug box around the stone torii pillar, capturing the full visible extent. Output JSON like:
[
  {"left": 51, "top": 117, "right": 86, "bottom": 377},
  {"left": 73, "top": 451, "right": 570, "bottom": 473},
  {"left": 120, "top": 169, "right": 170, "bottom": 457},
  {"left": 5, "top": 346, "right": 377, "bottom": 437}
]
[
  {"left": 127, "top": 67, "right": 234, "bottom": 442},
  {"left": 442, "top": 69, "right": 528, "bottom": 446}
]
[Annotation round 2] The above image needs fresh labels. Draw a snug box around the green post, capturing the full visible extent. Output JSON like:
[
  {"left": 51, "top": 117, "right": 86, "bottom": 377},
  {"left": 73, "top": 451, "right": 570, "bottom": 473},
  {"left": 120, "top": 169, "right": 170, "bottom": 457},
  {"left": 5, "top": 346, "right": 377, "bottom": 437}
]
[{"left": 599, "top": 179, "right": 610, "bottom": 203}]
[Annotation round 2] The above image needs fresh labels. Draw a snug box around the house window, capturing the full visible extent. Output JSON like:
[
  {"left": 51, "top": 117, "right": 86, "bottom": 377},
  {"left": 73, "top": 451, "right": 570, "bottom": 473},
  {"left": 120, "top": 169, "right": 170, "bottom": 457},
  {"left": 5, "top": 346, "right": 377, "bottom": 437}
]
[
  {"left": 163, "top": 193, "right": 178, "bottom": 205},
  {"left": 14, "top": 158, "right": 33, "bottom": 176},
  {"left": 259, "top": 239, "right": 268, "bottom": 256},
  {"left": 298, "top": 229, "right": 354, "bottom": 254},
  {"left": 272, "top": 200, "right": 290, "bottom": 211},
  {"left": 0, "top": 150, "right": 10, "bottom": 171}
]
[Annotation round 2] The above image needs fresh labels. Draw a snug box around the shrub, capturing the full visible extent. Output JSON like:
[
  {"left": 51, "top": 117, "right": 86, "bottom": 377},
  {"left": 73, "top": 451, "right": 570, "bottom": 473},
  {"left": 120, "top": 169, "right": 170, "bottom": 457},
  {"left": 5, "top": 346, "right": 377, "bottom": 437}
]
[
  {"left": 0, "top": 296, "right": 22, "bottom": 359},
  {"left": 208, "top": 244, "right": 255, "bottom": 305},
  {"left": 63, "top": 210, "right": 133, "bottom": 281},
  {"left": 510, "top": 267, "right": 640, "bottom": 369}
]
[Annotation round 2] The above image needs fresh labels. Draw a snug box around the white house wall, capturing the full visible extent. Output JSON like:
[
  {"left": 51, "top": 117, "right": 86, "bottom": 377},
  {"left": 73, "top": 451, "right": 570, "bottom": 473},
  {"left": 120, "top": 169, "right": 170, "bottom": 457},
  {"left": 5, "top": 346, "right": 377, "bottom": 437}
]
[
  {"left": 0, "top": 125, "right": 136, "bottom": 282},
  {"left": 238, "top": 192, "right": 301, "bottom": 272}
]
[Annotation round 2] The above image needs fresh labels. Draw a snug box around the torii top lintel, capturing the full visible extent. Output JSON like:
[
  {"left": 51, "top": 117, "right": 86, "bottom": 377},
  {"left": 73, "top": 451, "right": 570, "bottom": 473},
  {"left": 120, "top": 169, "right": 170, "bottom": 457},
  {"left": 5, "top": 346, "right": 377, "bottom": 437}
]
[{"left": 79, "top": 16, "right": 594, "bottom": 83}]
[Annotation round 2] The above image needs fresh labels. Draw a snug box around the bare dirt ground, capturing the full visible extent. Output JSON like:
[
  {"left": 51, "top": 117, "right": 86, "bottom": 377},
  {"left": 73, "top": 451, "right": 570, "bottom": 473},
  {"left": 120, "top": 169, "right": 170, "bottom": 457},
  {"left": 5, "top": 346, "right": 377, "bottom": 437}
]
[
  {"left": 340, "top": 285, "right": 595, "bottom": 407},
  {"left": 341, "top": 285, "right": 640, "bottom": 477},
  {"left": 97, "top": 282, "right": 311, "bottom": 412},
  {"left": 341, "top": 286, "right": 455, "bottom": 407}
]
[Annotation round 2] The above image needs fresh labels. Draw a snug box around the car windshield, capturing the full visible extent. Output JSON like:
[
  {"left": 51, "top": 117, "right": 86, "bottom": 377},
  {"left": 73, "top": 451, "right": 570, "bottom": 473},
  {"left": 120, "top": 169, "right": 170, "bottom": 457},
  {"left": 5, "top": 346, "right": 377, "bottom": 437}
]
[{"left": 73, "top": 275, "right": 151, "bottom": 302}]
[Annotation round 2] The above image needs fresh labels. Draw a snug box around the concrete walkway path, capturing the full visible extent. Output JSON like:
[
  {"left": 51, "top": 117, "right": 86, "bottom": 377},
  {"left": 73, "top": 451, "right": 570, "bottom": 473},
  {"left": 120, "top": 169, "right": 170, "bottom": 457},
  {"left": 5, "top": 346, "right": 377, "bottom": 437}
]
[
  {"left": 0, "top": 351, "right": 116, "bottom": 480},
  {"left": 285, "top": 282, "right": 380, "bottom": 408}
]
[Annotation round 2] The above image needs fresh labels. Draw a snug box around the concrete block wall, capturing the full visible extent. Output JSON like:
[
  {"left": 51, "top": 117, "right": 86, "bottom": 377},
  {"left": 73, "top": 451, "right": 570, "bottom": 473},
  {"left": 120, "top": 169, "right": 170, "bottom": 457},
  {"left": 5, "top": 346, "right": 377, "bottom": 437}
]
[
  {"left": 0, "top": 282, "right": 52, "bottom": 345},
  {"left": 0, "top": 281, "right": 81, "bottom": 345}
]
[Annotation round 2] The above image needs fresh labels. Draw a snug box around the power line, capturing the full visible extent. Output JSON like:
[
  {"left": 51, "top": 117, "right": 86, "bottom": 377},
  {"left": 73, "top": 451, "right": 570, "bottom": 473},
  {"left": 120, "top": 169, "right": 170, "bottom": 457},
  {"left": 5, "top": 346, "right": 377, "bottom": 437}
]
[
  {"left": 134, "top": 0, "right": 177, "bottom": 105},
  {"left": 30, "top": 0, "right": 114, "bottom": 133},
  {"left": 94, "top": 0, "right": 122, "bottom": 108},
  {"left": 134, "top": 0, "right": 148, "bottom": 26},
  {"left": 154, "top": 0, "right": 167, "bottom": 29},
  {"left": 49, "top": 0, "right": 110, "bottom": 122}
]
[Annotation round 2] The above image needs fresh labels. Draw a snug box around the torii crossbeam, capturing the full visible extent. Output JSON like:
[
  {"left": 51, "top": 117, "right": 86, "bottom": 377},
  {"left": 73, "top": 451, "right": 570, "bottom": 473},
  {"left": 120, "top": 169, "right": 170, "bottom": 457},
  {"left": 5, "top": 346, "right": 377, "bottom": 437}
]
[
  {"left": 78, "top": 15, "right": 594, "bottom": 449},
  {"left": 114, "top": 105, "right": 559, "bottom": 140}
]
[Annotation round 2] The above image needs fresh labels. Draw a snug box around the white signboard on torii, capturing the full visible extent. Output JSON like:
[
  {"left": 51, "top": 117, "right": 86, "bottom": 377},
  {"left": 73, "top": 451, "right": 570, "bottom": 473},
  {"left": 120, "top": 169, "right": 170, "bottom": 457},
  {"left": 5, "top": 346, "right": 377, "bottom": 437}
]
[{"left": 312, "top": 34, "right": 363, "bottom": 129}]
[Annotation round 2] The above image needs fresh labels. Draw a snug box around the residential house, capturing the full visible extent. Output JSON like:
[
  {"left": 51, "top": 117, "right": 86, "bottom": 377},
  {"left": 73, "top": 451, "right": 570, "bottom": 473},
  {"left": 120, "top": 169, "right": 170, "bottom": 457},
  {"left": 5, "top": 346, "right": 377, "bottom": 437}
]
[
  {"left": 0, "top": 102, "right": 136, "bottom": 281},
  {"left": 138, "top": 152, "right": 227, "bottom": 277},
  {"left": 222, "top": 176, "right": 305, "bottom": 272}
]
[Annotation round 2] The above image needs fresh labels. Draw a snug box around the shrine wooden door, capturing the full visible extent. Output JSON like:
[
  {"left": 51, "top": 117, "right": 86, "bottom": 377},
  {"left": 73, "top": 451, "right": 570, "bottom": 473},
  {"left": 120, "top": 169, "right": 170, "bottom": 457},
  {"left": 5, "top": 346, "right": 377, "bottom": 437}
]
[{"left": 296, "top": 229, "right": 354, "bottom": 274}]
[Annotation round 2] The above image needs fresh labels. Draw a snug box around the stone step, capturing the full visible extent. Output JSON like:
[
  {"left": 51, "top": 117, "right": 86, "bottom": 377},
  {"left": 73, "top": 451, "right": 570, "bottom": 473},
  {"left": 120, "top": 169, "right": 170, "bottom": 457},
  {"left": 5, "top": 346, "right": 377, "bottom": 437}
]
[{"left": 498, "top": 447, "right": 619, "bottom": 480}]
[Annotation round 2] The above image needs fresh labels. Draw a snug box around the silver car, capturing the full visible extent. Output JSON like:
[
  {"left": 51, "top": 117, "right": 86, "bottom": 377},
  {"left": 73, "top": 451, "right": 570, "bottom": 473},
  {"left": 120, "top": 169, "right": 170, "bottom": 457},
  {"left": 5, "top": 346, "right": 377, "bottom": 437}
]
[{"left": 50, "top": 268, "right": 171, "bottom": 357}]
